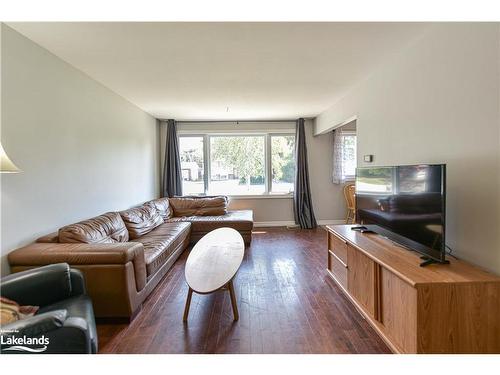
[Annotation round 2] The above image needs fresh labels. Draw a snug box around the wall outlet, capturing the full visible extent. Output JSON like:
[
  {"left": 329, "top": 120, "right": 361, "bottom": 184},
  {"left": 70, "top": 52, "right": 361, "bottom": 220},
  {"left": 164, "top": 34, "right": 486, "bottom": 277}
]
[{"left": 363, "top": 155, "right": 374, "bottom": 162}]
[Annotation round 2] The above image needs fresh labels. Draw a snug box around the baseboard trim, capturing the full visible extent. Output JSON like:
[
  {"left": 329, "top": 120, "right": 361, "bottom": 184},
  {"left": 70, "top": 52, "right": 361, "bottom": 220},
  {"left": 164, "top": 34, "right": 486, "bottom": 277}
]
[
  {"left": 254, "top": 221, "right": 295, "bottom": 227},
  {"left": 254, "top": 219, "right": 344, "bottom": 228}
]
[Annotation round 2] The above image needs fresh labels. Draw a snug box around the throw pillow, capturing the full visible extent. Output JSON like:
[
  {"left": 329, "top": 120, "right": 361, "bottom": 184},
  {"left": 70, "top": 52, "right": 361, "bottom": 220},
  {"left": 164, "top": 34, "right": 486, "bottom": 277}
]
[{"left": 0, "top": 297, "right": 39, "bottom": 326}]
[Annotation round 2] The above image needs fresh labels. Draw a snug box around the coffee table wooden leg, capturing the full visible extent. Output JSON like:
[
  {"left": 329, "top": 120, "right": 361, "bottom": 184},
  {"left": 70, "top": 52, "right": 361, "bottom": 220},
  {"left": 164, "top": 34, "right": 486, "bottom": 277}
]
[
  {"left": 183, "top": 287, "right": 193, "bottom": 322},
  {"left": 228, "top": 280, "right": 239, "bottom": 321}
]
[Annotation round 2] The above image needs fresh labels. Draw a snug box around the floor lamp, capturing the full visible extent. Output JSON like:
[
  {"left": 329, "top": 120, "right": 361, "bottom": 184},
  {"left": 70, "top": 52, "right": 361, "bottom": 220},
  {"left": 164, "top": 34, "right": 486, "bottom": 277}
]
[{"left": 0, "top": 142, "right": 21, "bottom": 173}]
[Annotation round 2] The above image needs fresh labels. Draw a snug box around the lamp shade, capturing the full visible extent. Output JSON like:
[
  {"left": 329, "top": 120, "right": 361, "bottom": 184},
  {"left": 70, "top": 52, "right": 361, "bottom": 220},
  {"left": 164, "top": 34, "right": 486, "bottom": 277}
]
[{"left": 0, "top": 142, "right": 21, "bottom": 173}]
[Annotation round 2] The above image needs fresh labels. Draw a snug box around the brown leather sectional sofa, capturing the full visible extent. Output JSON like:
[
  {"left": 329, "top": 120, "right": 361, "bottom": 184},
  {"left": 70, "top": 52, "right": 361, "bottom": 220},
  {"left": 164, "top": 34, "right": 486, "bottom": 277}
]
[{"left": 7, "top": 196, "right": 253, "bottom": 320}]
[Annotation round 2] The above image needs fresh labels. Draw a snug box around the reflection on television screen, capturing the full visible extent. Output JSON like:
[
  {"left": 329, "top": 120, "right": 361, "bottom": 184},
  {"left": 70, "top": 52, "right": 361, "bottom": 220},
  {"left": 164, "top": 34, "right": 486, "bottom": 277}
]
[{"left": 355, "top": 164, "right": 446, "bottom": 262}]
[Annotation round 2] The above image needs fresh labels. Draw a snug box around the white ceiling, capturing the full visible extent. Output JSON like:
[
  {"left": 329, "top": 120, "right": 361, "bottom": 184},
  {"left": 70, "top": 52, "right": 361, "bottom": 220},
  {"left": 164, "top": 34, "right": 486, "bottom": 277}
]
[{"left": 8, "top": 22, "right": 429, "bottom": 120}]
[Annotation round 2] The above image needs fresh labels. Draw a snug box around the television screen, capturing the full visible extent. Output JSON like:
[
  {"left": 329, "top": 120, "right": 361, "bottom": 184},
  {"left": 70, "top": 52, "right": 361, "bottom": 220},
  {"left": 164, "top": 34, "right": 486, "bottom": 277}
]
[{"left": 355, "top": 164, "right": 446, "bottom": 263}]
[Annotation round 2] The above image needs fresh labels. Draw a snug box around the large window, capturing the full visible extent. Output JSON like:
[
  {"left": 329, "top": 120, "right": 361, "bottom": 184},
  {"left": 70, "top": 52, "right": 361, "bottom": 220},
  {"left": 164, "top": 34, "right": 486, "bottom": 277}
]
[{"left": 178, "top": 133, "right": 295, "bottom": 196}]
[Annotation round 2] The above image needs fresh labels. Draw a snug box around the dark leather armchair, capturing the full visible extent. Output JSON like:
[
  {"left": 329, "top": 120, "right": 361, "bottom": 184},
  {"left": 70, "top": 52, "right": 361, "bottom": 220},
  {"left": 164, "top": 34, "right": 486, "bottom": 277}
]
[{"left": 1, "top": 263, "right": 98, "bottom": 354}]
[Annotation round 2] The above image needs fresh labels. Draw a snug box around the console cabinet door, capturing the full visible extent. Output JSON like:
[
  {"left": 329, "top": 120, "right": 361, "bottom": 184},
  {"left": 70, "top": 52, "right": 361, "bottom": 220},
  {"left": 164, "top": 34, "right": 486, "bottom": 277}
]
[
  {"left": 347, "top": 245, "right": 377, "bottom": 318},
  {"left": 379, "top": 267, "right": 417, "bottom": 353}
]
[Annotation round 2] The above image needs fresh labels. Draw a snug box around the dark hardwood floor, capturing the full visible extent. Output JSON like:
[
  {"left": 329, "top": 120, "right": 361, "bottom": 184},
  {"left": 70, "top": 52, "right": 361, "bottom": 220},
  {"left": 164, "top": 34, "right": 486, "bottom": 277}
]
[{"left": 97, "top": 227, "right": 390, "bottom": 354}]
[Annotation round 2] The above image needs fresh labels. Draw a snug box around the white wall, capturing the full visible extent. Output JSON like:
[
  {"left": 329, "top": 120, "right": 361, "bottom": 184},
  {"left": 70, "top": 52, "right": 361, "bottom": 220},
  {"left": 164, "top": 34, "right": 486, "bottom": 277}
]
[
  {"left": 0, "top": 25, "right": 160, "bottom": 275},
  {"left": 161, "top": 120, "right": 346, "bottom": 225},
  {"left": 315, "top": 23, "right": 500, "bottom": 274}
]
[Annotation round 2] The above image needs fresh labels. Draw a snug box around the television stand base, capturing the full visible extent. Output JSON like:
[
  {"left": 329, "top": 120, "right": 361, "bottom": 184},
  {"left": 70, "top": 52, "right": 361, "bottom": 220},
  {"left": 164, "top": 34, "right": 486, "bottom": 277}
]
[
  {"left": 326, "top": 224, "right": 500, "bottom": 353},
  {"left": 419, "top": 256, "right": 449, "bottom": 267}
]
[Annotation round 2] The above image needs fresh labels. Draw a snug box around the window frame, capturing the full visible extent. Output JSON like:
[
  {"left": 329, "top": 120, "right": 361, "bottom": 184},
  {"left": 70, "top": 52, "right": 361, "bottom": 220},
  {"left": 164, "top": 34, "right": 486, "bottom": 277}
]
[{"left": 178, "top": 130, "right": 295, "bottom": 198}]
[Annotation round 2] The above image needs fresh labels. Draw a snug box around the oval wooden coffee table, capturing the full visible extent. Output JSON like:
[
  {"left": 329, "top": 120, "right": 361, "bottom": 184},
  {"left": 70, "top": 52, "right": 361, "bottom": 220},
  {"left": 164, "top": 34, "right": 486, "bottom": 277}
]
[{"left": 183, "top": 227, "right": 244, "bottom": 322}]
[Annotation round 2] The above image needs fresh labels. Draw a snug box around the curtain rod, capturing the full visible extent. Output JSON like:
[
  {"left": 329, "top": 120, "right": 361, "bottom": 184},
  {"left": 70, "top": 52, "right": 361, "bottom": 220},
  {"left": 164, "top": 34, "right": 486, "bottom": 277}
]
[{"left": 161, "top": 119, "right": 302, "bottom": 124}]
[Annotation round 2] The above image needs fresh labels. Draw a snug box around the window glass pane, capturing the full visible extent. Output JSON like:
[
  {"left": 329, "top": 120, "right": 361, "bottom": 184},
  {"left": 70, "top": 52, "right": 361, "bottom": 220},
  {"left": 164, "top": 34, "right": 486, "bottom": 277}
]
[
  {"left": 271, "top": 135, "right": 295, "bottom": 193},
  {"left": 342, "top": 135, "right": 357, "bottom": 179},
  {"left": 209, "top": 136, "right": 265, "bottom": 195},
  {"left": 179, "top": 136, "right": 205, "bottom": 195}
]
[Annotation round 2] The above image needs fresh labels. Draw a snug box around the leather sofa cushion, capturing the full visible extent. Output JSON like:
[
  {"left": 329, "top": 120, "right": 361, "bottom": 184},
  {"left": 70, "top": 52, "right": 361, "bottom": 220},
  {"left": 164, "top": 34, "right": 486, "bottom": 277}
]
[
  {"left": 120, "top": 205, "right": 164, "bottom": 239},
  {"left": 58, "top": 212, "right": 129, "bottom": 244},
  {"left": 167, "top": 210, "right": 253, "bottom": 233},
  {"left": 144, "top": 198, "right": 172, "bottom": 221},
  {"left": 134, "top": 222, "right": 191, "bottom": 276},
  {"left": 169, "top": 196, "right": 228, "bottom": 217}
]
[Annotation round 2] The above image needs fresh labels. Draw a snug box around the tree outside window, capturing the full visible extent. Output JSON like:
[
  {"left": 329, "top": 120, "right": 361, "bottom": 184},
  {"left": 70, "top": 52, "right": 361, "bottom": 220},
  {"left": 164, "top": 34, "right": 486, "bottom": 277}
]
[{"left": 179, "top": 133, "right": 296, "bottom": 196}]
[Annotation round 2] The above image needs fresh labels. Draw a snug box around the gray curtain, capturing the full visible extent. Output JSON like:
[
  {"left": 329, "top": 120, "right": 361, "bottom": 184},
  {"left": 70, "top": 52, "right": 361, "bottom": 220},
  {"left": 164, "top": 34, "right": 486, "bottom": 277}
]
[
  {"left": 293, "top": 118, "right": 317, "bottom": 229},
  {"left": 162, "top": 119, "right": 183, "bottom": 197}
]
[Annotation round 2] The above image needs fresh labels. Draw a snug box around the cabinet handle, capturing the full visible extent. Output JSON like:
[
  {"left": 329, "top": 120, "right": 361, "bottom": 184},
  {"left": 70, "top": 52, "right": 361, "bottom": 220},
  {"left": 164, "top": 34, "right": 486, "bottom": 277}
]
[
  {"left": 334, "top": 235, "right": 347, "bottom": 245},
  {"left": 338, "top": 258, "right": 348, "bottom": 269},
  {"left": 330, "top": 251, "right": 348, "bottom": 269}
]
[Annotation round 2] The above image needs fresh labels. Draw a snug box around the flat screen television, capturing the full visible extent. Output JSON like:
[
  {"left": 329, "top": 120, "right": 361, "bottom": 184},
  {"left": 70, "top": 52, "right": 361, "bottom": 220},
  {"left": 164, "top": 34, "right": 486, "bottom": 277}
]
[{"left": 355, "top": 164, "right": 446, "bottom": 265}]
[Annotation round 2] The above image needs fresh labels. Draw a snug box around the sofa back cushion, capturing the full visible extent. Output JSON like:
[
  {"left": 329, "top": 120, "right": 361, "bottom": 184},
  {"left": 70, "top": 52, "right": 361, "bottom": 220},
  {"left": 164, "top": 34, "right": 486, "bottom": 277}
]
[
  {"left": 120, "top": 205, "right": 164, "bottom": 239},
  {"left": 169, "top": 196, "right": 228, "bottom": 217},
  {"left": 58, "top": 212, "right": 129, "bottom": 244},
  {"left": 144, "top": 198, "right": 172, "bottom": 221}
]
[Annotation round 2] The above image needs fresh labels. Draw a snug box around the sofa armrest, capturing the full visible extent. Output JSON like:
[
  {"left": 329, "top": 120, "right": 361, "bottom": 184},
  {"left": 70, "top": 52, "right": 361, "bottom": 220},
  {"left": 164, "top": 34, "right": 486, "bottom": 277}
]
[
  {"left": 1, "top": 310, "right": 93, "bottom": 354},
  {"left": 8, "top": 242, "right": 144, "bottom": 265},
  {"left": 7, "top": 242, "right": 147, "bottom": 293},
  {"left": 1, "top": 309, "right": 67, "bottom": 341}
]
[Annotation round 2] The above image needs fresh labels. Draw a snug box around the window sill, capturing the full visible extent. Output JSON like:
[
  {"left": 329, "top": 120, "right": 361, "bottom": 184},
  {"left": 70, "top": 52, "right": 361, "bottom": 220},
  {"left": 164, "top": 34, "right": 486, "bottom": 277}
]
[{"left": 228, "top": 194, "right": 293, "bottom": 200}]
